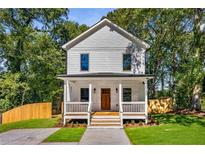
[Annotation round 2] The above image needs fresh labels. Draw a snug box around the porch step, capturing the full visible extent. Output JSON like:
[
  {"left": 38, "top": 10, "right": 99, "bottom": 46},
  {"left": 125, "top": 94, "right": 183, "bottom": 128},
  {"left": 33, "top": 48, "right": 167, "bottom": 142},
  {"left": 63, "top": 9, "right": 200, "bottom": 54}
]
[
  {"left": 88, "top": 126, "right": 123, "bottom": 129},
  {"left": 91, "top": 116, "right": 120, "bottom": 119},
  {"left": 91, "top": 118, "right": 120, "bottom": 122},
  {"left": 90, "top": 115, "right": 121, "bottom": 128}
]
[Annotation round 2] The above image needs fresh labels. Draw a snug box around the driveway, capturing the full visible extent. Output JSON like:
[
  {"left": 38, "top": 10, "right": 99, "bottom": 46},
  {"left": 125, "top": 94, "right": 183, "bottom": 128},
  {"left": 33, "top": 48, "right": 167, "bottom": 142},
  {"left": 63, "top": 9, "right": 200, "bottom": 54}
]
[
  {"left": 0, "top": 128, "right": 60, "bottom": 145},
  {"left": 79, "top": 128, "right": 131, "bottom": 145}
]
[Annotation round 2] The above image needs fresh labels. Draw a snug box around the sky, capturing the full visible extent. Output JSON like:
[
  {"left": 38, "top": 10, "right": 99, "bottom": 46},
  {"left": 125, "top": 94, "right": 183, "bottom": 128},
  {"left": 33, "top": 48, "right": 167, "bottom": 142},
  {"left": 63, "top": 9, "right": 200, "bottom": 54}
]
[{"left": 69, "top": 8, "right": 115, "bottom": 26}]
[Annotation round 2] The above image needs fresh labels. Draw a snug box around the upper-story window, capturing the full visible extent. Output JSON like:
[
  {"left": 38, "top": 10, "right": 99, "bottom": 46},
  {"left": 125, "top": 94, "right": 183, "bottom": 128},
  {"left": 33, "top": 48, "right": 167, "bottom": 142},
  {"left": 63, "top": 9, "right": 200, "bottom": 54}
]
[
  {"left": 123, "top": 54, "right": 131, "bottom": 71},
  {"left": 81, "top": 54, "right": 89, "bottom": 71}
]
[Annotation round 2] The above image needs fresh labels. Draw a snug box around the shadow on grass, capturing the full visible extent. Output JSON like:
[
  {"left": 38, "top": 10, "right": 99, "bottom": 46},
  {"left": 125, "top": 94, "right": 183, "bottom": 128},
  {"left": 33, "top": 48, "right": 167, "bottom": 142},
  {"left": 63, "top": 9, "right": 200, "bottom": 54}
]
[{"left": 151, "top": 114, "right": 205, "bottom": 126}]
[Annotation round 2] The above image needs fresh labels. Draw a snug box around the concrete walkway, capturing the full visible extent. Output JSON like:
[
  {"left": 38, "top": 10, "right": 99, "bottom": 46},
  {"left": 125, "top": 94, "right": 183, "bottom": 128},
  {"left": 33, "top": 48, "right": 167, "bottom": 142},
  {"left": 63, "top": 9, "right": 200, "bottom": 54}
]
[
  {"left": 79, "top": 128, "right": 131, "bottom": 145},
  {"left": 0, "top": 128, "right": 60, "bottom": 145},
  {"left": 41, "top": 142, "right": 78, "bottom": 145}
]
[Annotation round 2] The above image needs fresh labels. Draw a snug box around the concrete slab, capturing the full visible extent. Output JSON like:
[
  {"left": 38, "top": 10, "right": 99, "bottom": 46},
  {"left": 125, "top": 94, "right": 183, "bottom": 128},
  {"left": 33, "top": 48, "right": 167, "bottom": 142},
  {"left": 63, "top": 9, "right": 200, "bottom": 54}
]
[
  {"left": 41, "top": 142, "right": 78, "bottom": 145},
  {"left": 0, "top": 128, "right": 60, "bottom": 145},
  {"left": 79, "top": 128, "right": 131, "bottom": 145}
]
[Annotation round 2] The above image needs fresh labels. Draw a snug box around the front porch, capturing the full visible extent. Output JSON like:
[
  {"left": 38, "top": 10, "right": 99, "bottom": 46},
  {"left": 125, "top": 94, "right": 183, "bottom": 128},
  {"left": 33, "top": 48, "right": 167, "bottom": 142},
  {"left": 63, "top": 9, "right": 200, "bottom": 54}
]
[{"left": 60, "top": 75, "right": 151, "bottom": 127}]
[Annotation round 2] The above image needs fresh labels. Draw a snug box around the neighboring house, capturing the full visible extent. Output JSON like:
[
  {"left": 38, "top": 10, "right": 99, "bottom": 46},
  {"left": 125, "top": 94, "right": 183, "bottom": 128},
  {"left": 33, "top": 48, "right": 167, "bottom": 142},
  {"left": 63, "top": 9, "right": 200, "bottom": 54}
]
[{"left": 58, "top": 18, "right": 153, "bottom": 128}]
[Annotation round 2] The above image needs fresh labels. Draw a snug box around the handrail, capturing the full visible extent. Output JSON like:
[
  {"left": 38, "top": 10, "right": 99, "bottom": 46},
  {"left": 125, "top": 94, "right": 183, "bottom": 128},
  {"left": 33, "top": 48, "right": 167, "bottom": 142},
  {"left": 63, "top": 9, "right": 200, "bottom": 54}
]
[
  {"left": 121, "top": 101, "right": 145, "bottom": 104},
  {"left": 122, "top": 102, "right": 145, "bottom": 113},
  {"left": 66, "top": 102, "right": 89, "bottom": 105}
]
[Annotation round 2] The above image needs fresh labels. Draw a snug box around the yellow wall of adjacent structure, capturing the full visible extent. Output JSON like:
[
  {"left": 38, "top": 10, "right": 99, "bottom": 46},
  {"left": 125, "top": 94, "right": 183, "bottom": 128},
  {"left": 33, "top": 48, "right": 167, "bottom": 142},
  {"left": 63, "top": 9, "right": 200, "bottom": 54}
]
[
  {"left": 2, "top": 102, "right": 52, "bottom": 124},
  {"left": 148, "top": 98, "right": 173, "bottom": 113}
]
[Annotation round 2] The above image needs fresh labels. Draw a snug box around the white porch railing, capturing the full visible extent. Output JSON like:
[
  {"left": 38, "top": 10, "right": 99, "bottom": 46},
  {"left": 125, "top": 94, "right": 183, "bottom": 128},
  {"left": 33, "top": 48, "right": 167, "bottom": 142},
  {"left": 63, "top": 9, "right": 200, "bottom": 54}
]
[
  {"left": 122, "top": 101, "right": 145, "bottom": 114},
  {"left": 65, "top": 102, "right": 89, "bottom": 114}
]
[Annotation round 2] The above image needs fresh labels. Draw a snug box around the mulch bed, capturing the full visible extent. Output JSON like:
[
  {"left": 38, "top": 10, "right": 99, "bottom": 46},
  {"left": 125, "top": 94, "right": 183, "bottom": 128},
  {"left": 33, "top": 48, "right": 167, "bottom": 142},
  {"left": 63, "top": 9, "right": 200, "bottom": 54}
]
[
  {"left": 55, "top": 118, "right": 87, "bottom": 128},
  {"left": 124, "top": 123, "right": 159, "bottom": 128},
  {"left": 169, "top": 109, "right": 205, "bottom": 117}
]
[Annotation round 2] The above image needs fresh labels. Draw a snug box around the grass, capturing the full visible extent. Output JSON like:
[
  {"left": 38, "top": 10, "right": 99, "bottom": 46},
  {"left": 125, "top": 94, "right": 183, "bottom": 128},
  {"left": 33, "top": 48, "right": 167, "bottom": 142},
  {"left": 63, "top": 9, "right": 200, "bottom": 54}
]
[
  {"left": 44, "top": 128, "right": 86, "bottom": 142},
  {"left": 125, "top": 114, "right": 205, "bottom": 145},
  {"left": 0, "top": 116, "right": 60, "bottom": 133},
  {"left": 151, "top": 113, "right": 205, "bottom": 126}
]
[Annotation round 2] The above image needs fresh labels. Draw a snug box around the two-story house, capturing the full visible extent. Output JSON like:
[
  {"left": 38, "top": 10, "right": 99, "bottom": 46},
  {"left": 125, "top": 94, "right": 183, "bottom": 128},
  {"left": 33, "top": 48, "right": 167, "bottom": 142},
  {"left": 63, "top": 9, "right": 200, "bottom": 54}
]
[{"left": 58, "top": 18, "right": 153, "bottom": 128}]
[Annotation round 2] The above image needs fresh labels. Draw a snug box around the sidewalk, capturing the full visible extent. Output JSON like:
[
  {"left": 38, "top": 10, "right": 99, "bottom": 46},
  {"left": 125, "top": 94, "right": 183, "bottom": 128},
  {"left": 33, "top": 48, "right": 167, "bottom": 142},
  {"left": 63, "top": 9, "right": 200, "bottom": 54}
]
[{"left": 79, "top": 128, "right": 131, "bottom": 145}]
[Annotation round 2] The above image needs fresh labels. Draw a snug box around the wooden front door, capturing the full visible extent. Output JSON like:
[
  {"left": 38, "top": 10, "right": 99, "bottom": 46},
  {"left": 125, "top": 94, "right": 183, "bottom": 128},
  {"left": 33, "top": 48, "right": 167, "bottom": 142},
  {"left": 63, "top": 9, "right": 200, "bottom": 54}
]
[{"left": 101, "top": 88, "right": 111, "bottom": 110}]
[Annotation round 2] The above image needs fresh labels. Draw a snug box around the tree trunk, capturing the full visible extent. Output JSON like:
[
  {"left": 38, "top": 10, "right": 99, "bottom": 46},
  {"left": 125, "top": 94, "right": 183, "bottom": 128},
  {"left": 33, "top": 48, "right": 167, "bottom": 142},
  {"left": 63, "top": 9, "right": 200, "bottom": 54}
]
[
  {"left": 191, "top": 9, "right": 203, "bottom": 111},
  {"left": 192, "top": 84, "right": 201, "bottom": 111}
]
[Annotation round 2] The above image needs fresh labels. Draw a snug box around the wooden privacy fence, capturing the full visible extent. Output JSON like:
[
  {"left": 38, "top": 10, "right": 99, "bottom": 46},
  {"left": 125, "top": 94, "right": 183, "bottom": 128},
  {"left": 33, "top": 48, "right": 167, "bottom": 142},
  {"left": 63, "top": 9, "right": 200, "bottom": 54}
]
[
  {"left": 148, "top": 98, "right": 173, "bottom": 113},
  {"left": 2, "top": 102, "right": 52, "bottom": 124}
]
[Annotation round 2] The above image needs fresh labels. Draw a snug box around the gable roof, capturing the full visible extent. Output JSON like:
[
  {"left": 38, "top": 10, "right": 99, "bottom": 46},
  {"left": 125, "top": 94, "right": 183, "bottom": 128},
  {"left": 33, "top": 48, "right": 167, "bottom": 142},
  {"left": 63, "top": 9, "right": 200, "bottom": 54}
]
[{"left": 62, "top": 18, "right": 150, "bottom": 50}]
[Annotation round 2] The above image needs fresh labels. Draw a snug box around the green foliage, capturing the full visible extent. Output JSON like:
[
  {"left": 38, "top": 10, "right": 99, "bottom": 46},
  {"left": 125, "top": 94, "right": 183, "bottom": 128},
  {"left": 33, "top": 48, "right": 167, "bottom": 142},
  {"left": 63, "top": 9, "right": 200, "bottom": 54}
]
[
  {"left": 0, "top": 73, "right": 29, "bottom": 112},
  {"left": 44, "top": 128, "right": 86, "bottom": 142},
  {"left": 0, "top": 116, "right": 60, "bottom": 133},
  {"left": 0, "top": 9, "right": 88, "bottom": 113},
  {"left": 107, "top": 9, "right": 205, "bottom": 110},
  {"left": 151, "top": 114, "right": 205, "bottom": 126}
]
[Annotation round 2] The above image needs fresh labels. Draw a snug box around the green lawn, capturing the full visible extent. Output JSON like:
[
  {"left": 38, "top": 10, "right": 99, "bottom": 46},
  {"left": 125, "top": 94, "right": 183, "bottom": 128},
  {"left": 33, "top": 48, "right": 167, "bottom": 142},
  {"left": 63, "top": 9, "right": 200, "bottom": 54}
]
[
  {"left": 0, "top": 116, "right": 60, "bottom": 133},
  {"left": 125, "top": 114, "right": 205, "bottom": 145},
  {"left": 44, "top": 128, "right": 86, "bottom": 142}
]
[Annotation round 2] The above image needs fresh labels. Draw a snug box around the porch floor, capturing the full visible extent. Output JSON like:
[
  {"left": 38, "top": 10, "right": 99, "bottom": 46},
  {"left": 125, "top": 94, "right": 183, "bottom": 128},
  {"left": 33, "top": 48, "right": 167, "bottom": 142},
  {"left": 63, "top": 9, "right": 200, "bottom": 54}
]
[{"left": 92, "top": 112, "right": 119, "bottom": 116}]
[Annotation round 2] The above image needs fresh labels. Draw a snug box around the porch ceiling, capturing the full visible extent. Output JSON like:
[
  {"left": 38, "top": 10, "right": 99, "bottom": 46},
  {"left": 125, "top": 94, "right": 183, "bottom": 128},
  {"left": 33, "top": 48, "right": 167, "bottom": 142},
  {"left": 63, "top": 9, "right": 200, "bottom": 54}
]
[{"left": 57, "top": 72, "right": 153, "bottom": 81}]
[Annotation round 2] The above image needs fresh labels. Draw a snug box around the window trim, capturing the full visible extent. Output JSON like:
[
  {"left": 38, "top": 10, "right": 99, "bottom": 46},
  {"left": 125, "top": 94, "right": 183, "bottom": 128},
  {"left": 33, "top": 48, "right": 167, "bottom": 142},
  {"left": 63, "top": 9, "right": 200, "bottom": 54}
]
[
  {"left": 80, "top": 53, "right": 89, "bottom": 71},
  {"left": 80, "top": 88, "right": 89, "bottom": 102},
  {"left": 122, "top": 88, "right": 132, "bottom": 102},
  {"left": 122, "top": 53, "right": 132, "bottom": 71}
]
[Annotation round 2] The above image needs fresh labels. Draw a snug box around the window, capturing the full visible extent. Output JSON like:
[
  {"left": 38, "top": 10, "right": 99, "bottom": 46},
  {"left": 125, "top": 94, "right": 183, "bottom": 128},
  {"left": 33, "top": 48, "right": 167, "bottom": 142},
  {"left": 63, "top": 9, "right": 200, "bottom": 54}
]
[
  {"left": 80, "top": 88, "right": 89, "bottom": 102},
  {"left": 123, "top": 88, "right": 132, "bottom": 102},
  {"left": 81, "top": 54, "right": 89, "bottom": 71},
  {"left": 123, "top": 54, "right": 131, "bottom": 71}
]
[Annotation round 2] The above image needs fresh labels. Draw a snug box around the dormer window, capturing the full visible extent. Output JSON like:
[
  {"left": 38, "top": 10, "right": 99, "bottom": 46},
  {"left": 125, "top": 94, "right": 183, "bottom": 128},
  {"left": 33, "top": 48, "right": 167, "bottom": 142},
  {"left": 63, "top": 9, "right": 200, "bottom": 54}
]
[
  {"left": 81, "top": 54, "right": 89, "bottom": 71},
  {"left": 123, "top": 54, "right": 131, "bottom": 71}
]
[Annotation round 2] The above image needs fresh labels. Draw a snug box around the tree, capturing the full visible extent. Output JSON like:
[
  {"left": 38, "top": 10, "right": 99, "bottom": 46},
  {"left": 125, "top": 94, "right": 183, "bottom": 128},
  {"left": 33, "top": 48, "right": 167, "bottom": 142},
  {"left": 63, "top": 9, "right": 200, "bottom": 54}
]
[
  {"left": 107, "top": 8, "right": 205, "bottom": 110},
  {"left": 0, "top": 73, "right": 29, "bottom": 112},
  {"left": 0, "top": 9, "right": 88, "bottom": 112}
]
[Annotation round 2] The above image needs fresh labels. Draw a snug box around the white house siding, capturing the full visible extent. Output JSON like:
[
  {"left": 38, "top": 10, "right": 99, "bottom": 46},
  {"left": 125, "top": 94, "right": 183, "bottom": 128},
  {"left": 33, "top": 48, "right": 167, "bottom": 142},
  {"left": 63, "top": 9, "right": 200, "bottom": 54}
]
[
  {"left": 69, "top": 80, "right": 145, "bottom": 111},
  {"left": 67, "top": 25, "right": 145, "bottom": 75}
]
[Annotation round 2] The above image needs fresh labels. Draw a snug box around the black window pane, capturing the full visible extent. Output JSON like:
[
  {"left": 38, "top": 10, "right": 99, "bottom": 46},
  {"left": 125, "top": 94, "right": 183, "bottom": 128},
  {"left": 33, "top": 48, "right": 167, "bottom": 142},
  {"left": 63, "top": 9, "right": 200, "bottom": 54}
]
[
  {"left": 123, "top": 54, "right": 131, "bottom": 71},
  {"left": 81, "top": 88, "right": 89, "bottom": 102},
  {"left": 81, "top": 54, "right": 89, "bottom": 71},
  {"left": 123, "top": 88, "right": 132, "bottom": 102}
]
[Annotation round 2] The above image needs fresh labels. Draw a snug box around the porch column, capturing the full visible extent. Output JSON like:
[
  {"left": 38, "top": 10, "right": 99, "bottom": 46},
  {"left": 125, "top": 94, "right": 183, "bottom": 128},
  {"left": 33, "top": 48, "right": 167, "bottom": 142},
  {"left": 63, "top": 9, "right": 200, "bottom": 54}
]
[
  {"left": 89, "top": 83, "right": 92, "bottom": 104},
  {"left": 119, "top": 83, "right": 123, "bottom": 126},
  {"left": 88, "top": 83, "right": 92, "bottom": 126},
  {"left": 119, "top": 83, "right": 122, "bottom": 105},
  {"left": 66, "top": 81, "right": 71, "bottom": 102},
  {"left": 63, "top": 80, "right": 70, "bottom": 125},
  {"left": 144, "top": 79, "right": 148, "bottom": 124}
]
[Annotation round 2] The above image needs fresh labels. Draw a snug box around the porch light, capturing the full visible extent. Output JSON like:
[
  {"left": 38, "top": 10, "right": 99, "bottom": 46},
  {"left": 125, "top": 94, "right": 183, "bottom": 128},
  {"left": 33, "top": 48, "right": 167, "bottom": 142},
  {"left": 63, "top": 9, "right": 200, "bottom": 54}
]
[
  {"left": 93, "top": 88, "right": 96, "bottom": 93},
  {"left": 116, "top": 88, "right": 118, "bottom": 93}
]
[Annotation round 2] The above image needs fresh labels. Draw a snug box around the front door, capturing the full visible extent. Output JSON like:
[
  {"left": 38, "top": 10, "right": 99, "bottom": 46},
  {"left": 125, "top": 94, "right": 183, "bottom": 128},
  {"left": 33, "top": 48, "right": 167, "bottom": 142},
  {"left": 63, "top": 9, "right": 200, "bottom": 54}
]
[{"left": 101, "top": 88, "right": 111, "bottom": 110}]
